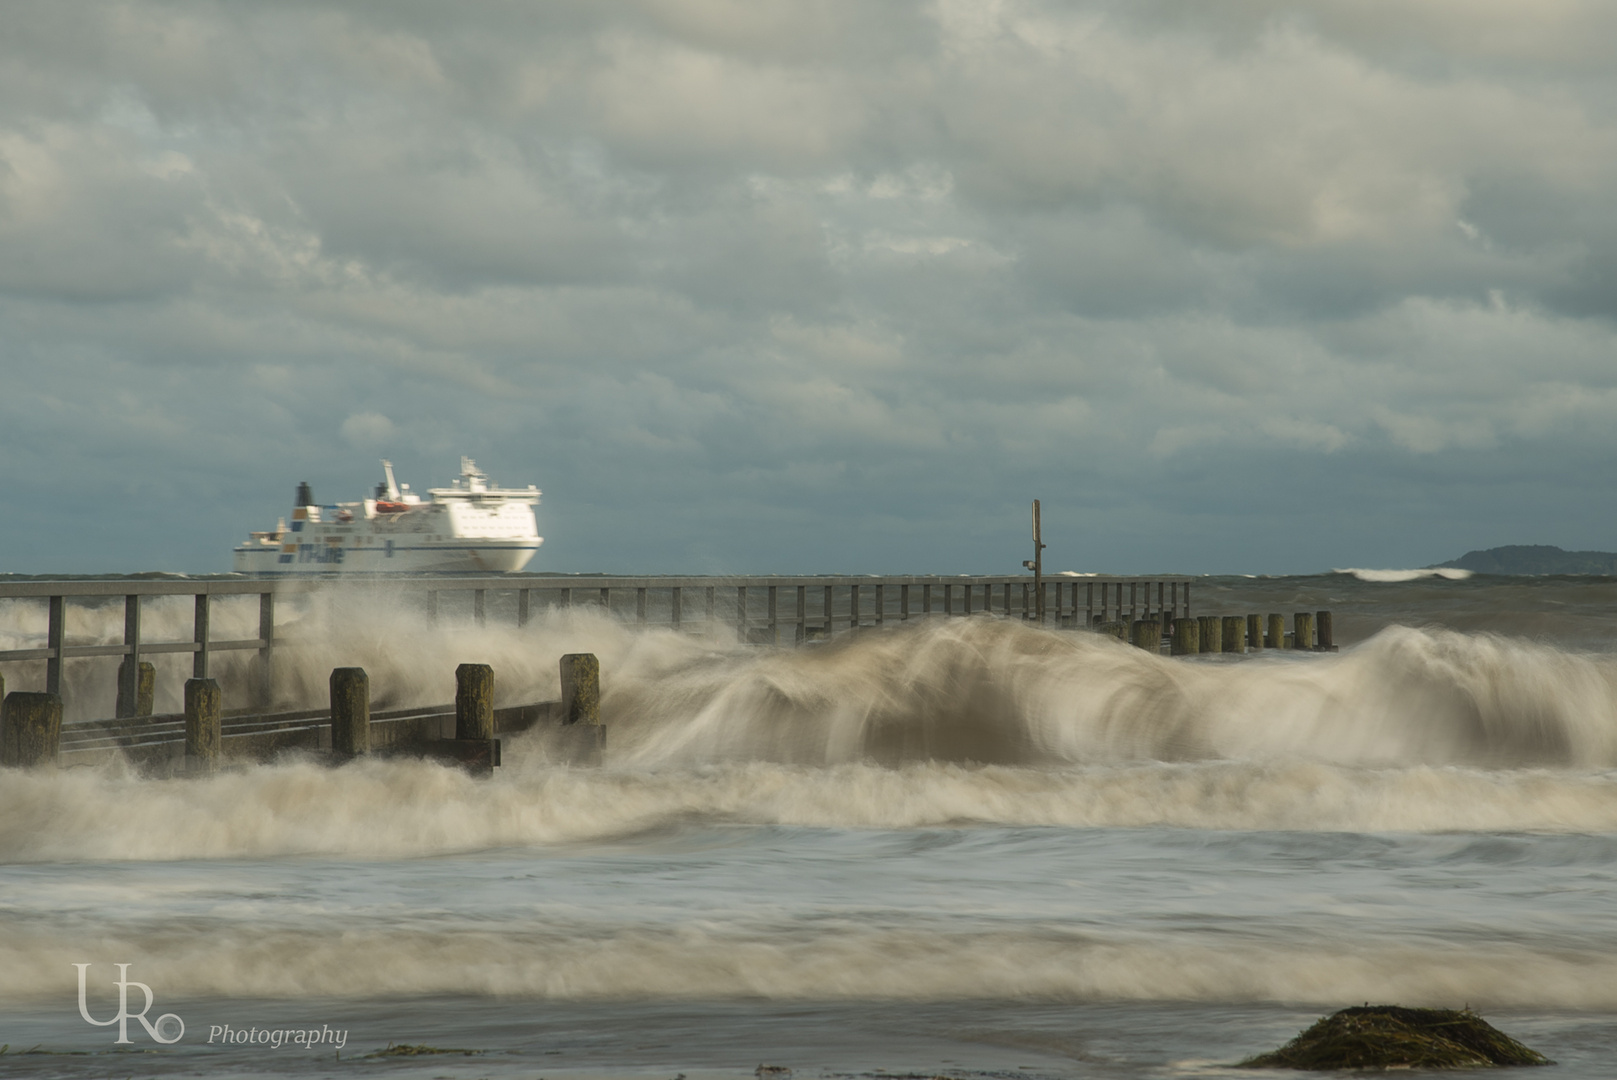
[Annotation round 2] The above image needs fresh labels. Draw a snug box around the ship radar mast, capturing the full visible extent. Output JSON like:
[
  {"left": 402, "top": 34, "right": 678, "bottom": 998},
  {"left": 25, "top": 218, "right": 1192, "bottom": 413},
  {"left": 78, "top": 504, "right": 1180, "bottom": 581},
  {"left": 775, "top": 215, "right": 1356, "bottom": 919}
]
[{"left": 380, "top": 460, "right": 401, "bottom": 501}]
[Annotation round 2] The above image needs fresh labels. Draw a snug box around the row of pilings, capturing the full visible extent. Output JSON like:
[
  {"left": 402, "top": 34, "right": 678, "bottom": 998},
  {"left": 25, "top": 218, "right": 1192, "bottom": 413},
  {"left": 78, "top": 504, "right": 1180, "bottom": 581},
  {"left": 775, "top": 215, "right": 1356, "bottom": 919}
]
[{"left": 1100, "top": 610, "right": 1337, "bottom": 654}]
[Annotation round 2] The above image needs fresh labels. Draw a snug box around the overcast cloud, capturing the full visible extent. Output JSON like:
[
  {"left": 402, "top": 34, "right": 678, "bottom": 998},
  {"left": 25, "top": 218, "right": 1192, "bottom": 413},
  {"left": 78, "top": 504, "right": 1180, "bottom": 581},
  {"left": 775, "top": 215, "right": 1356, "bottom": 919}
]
[{"left": 2, "top": 0, "right": 1615, "bottom": 574}]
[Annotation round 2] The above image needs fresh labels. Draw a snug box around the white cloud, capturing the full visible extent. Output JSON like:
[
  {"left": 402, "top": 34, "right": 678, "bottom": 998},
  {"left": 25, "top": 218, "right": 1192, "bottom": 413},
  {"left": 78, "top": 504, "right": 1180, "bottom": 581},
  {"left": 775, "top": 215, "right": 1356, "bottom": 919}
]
[{"left": 340, "top": 412, "right": 397, "bottom": 448}]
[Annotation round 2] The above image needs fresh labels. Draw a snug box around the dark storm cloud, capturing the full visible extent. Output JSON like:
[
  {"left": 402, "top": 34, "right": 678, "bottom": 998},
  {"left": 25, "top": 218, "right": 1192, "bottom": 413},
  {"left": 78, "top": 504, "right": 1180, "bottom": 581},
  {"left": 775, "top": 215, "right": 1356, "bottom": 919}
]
[{"left": 2, "top": 0, "right": 1615, "bottom": 574}]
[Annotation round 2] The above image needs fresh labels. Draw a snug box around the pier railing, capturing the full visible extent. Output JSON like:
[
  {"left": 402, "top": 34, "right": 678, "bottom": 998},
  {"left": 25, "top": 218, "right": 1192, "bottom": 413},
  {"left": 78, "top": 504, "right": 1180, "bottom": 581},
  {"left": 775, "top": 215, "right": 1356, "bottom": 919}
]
[{"left": 0, "top": 574, "right": 1192, "bottom": 715}]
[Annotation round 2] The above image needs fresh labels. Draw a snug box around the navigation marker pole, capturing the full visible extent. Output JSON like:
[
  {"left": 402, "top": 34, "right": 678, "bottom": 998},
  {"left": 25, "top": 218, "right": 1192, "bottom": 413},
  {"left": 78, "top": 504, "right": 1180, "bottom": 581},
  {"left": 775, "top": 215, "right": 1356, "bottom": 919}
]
[{"left": 1023, "top": 499, "right": 1046, "bottom": 623}]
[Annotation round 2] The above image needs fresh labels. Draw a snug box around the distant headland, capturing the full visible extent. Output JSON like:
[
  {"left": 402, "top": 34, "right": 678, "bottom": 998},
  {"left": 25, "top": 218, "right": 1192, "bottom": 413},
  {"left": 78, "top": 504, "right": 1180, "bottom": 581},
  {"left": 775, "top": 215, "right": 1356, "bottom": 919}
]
[{"left": 1433, "top": 545, "right": 1617, "bottom": 575}]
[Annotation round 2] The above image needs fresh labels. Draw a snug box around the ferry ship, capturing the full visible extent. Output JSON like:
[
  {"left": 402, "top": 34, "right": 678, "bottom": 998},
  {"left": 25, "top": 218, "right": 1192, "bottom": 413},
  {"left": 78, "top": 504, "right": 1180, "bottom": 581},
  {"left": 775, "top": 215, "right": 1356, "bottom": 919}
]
[{"left": 233, "top": 458, "right": 542, "bottom": 574}]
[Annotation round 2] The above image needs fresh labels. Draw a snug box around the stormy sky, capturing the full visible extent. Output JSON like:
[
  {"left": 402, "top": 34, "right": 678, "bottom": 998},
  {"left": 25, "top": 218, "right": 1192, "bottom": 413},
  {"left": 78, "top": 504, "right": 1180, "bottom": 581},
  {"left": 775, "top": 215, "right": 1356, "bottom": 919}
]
[{"left": 3, "top": 0, "right": 1615, "bottom": 575}]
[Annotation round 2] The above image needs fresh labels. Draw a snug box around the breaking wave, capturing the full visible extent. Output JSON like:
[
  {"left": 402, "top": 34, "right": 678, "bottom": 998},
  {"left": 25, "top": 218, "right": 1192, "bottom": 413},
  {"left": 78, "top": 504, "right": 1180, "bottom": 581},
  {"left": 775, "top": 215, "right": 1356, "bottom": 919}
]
[
  {"left": 1334, "top": 567, "right": 1474, "bottom": 582},
  {"left": 2, "top": 612, "right": 1617, "bottom": 861}
]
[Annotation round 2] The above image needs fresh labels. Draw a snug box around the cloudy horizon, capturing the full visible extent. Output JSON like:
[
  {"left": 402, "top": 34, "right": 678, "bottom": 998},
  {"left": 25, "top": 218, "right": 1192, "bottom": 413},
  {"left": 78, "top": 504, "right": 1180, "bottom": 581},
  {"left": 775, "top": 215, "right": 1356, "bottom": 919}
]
[{"left": 3, "top": 1, "right": 1615, "bottom": 575}]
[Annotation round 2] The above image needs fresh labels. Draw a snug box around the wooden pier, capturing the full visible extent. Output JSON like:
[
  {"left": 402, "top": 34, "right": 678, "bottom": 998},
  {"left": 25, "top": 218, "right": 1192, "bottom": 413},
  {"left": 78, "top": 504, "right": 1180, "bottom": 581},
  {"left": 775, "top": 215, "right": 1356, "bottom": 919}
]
[{"left": 0, "top": 574, "right": 1194, "bottom": 709}]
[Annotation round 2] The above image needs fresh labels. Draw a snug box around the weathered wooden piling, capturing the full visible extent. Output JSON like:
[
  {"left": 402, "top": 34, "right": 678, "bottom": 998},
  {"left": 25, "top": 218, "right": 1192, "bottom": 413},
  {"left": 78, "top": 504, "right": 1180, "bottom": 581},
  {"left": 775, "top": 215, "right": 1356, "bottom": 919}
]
[
  {"left": 560, "top": 653, "right": 601, "bottom": 725},
  {"left": 183, "top": 678, "right": 221, "bottom": 772},
  {"left": 455, "top": 663, "right": 495, "bottom": 740},
  {"left": 1317, "top": 610, "right": 1335, "bottom": 651},
  {"left": 1267, "top": 613, "right": 1286, "bottom": 650},
  {"left": 1222, "top": 615, "right": 1246, "bottom": 654},
  {"left": 116, "top": 660, "right": 155, "bottom": 718},
  {"left": 1197, "top": 615, "right": 1222, "bottom": 653},
  {"left": 1247, "top": 613, "right": 1264, "bottom": 651},
  {"left": 1131, "top": 619, "right": 1160, "bottom": 652},
  {"left": 1172, "top": 617, "right": 1199, "bottom": 655},
  {"left": 330, "top": 667, "right": 370, "bottom": 756},
  {"left": 1294, "top": 612, "right": 1315, "bottom": 652},
  {"left": 2, "top": 691, "right": 62, "bottom": 767}
]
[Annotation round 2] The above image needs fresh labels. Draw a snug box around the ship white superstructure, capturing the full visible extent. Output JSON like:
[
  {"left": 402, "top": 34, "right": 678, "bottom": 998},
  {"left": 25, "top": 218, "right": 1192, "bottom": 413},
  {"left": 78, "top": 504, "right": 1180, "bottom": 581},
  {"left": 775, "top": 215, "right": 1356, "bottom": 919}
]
[{"left": 233, "top": 458, "right": 542, "bottom": 574}]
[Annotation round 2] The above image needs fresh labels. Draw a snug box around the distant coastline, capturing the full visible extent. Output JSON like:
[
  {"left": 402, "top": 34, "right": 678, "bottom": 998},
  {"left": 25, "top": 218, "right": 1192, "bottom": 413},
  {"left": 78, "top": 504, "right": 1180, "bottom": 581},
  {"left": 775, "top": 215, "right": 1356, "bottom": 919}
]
[{"left": 1433, "top": 544, "right": 1617, "bottom": 575}]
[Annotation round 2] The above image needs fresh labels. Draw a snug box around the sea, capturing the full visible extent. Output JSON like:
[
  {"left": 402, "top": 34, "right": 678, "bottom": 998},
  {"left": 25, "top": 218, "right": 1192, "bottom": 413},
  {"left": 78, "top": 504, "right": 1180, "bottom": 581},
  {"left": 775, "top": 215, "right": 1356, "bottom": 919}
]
[{"left": 1, "top": 568, "right": 1616, "bottom": 1078}]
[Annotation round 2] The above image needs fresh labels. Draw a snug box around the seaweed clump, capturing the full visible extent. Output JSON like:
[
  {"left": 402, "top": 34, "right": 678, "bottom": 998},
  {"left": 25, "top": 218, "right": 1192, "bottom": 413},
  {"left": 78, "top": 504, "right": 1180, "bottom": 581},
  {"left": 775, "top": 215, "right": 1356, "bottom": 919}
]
[
  {"left": 366, "top": 1043, "right": 483, "bottom": 1058},
  {"left": 1241, "top": 1006, "right": 1553, "bottom": 1070}
]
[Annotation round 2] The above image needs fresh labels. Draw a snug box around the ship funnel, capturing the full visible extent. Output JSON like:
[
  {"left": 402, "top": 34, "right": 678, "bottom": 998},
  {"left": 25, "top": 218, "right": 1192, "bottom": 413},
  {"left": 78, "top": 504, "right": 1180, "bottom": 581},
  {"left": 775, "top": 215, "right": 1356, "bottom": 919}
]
[{"left": 296, "top": 481, "right": 315, "bottom": 507}]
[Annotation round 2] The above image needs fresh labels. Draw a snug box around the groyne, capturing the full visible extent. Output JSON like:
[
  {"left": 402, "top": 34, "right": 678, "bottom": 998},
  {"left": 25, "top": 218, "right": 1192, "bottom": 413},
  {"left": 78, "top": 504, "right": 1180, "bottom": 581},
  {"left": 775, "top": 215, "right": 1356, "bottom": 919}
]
[{"left": 0, "top": 575, "right": 1333, "bottom": 768}]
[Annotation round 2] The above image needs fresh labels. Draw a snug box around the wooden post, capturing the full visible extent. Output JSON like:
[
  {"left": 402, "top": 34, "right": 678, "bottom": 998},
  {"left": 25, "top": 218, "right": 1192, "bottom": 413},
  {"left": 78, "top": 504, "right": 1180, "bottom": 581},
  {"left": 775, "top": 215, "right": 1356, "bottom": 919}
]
[
  {"left": 1221, "top": 615, "right": 1246, "bottom": 654},
  {"left": 1171, "top": 581, "right": 1178, "bottom": 619},
  {"left": 851, "top": 583, "right": 861, "bottom": 628},
  {"left": 1087, "top": 582, "right": 1094, "bottom": 626},
  {"left": 191, "top": 593, "right": 211, "bottom": 678},
  {"left": 738, "top": 586, "right": 750, "bottom": 638},
  {"left": 599, "top": 586, "right": 610, "bottom": 610},
  {"left": 117, "top": 594, "right": 141, "bottom": 717},
  {"left": 474, "top": 589, "right": 486, "bottom": 627},
  {"left": 1267, "top": 613, "right": 1285, "bottom": 650},
  {"left": 823, "top": 585, "right": 833, "bottom": 637},
  {"left": 945, "top": 583, "right": 954, "bottom": 615},
  {"left": 560, "top": 653, "right": 601, "bottom": 725},
  {"left": 923, "top": 583, "right": 933, "bottom": 615},
  {"left": 1247, "top": 613, "right": 1264, "bottom": 651},
  {"left": 45, "top": 595, "right": 63, "bottom": 696},
  {"left": 2, "top": 691, "right": 62, "bottom": 767},
  {"left": 1131, "top": 619, "right": 1160, "bottom": 651},
  {"left": 1158, "top": 581, "right": 1165, "bottom": 622},
  {"left": 1185, "top": 581, "right": 1192, "bottom": 618},
  {"left": 1129, "top": 581, "right": 1138, "bottom": 623},
  {"left": 256, "top": 591, "right": 275, "bottom": 708},
  {"left": 901, "top": 583, "right": 910, "bottom": 620},
  {"left": 1172, "top": 617, "right": 1199, "bottom": 656},
  {"left": 1317, "top": 610, "right": 1335, "bottom": 651},
  {"left": 1197, "top": 615, "right": 1221, "bottom": 653},
  {"left": 330, "top": 667, "right": 370, "bottom": 756},
  {"left": 796, "top": 585, "right": 807, "bottom": 643},
  {"left": 1294, "top": 612, "right": 1315, "bottom": 652},
  {"left": 116, "top": 661, "right": 155, "bottom": 718},
  {"left": 184, "top": 678, "right": 221, "bottom": 772},
  {"left": 767, "top": 585, "right": 778, "bottom": 643},
  {"left": 455, "top": 663, "right": 494, "bottom": 740},
  {"left": 518, "top": 588, "right": 531, "bottom": 628},
  {"left": 875, "top": 583, "right": 885, "bottom": 625}
]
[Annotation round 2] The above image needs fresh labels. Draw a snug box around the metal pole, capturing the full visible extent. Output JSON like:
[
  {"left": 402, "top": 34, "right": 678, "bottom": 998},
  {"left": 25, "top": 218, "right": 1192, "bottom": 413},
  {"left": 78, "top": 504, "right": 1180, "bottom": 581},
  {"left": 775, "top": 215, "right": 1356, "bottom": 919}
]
[
  {"left": 256, "top": 591, "right": 274, "bottom": 708},
  {"left": 117, "top": 594, "right": 142, "bottom": 717},
  {"left": 46, "top": 595, "right": 64, "bottom": 697},
  {"left": 192, "top": 592, "right": 211, "bottom": 679}
]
